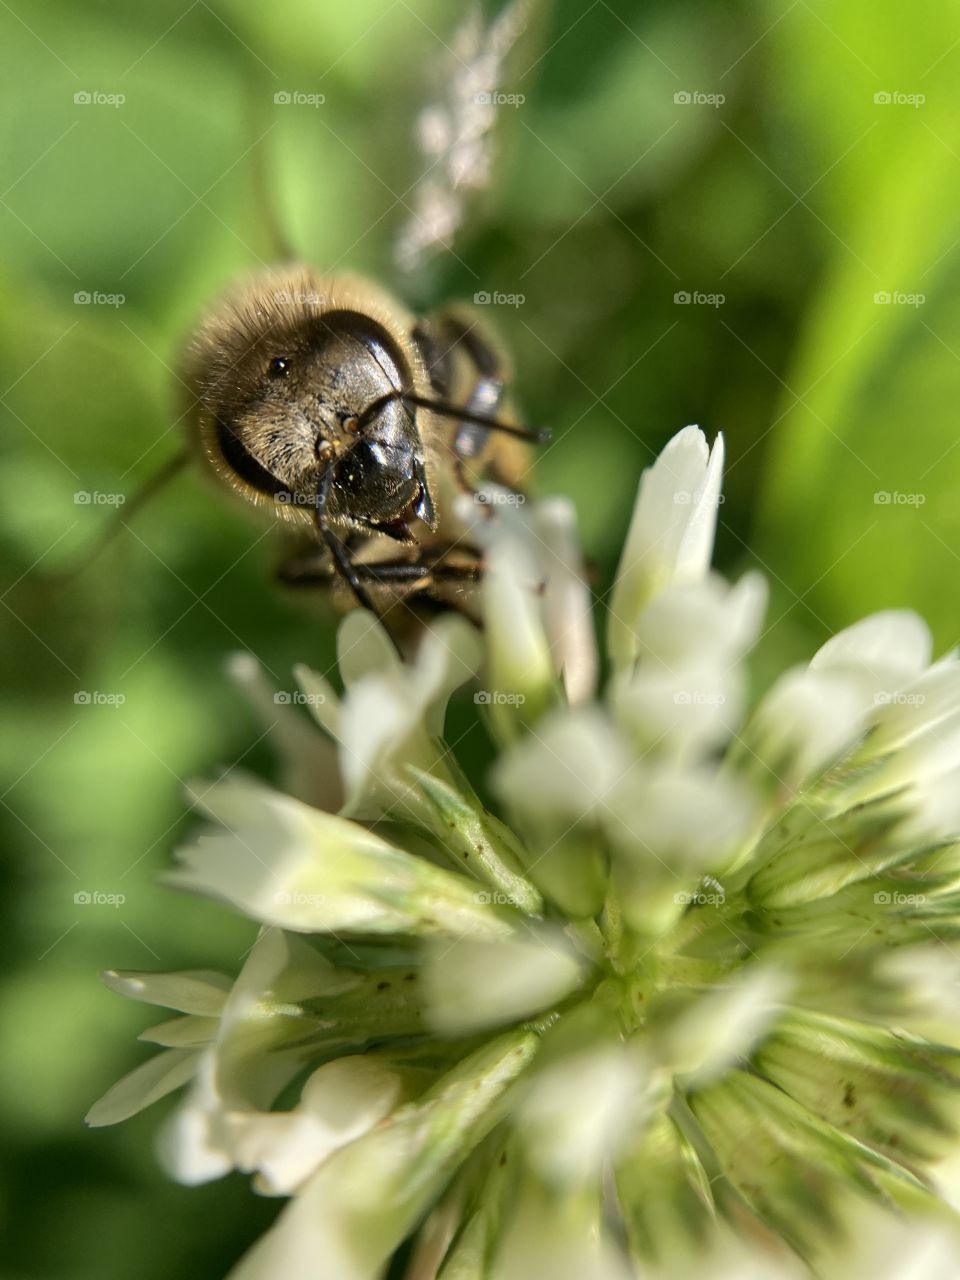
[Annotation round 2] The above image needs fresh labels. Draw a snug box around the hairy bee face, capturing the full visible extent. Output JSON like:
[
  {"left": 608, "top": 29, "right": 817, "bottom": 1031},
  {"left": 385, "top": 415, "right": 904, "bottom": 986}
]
[{"left": 183, "top": 275, "right": 437, "bottom": 536}]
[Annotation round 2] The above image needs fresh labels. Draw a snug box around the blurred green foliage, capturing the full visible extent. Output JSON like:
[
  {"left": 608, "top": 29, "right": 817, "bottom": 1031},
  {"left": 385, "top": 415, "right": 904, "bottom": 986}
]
[{"left": 1, "top": 1, "right": 959, "bottom": 1276}]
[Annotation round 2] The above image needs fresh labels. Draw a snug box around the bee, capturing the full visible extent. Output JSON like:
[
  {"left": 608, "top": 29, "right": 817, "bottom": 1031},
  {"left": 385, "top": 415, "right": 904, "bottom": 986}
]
[{"left": 176, "top": 265, "right": 547, "bottom": 629}]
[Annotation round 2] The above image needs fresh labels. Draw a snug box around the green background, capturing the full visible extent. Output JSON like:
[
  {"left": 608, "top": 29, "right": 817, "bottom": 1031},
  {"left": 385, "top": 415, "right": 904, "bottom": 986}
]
[{"left": 2, "top": 1, "right": 959, "bottom": 1276}]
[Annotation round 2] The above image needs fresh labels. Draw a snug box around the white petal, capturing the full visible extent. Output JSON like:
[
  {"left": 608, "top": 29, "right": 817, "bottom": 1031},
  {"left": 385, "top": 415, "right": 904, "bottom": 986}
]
[
  {"left": 226, "top": 1032, "right": 538, "bottom": 1280},
  {"left": 818, "top": 1208, "right": 960, "bottom": 1280},
  {"left": 612, "top": 662, "right": 744, "bottom": 761},
  {"left": 139, "top": 1014, "right": 220, "bottom": 1047},
  {"left": 843, "top": 712, "right": 960, "bottom": 840},
  {"left": 518, "top": 1044, "right": 661, "bottom": 1185},
  {"left": 337, "top": 610, "right": 402, "bottom": 686},
  {"left": 492, "top": 706, "right": 632, "bottom": 829},
  {"left": 869, "top": 660, "right": 960, "bottom": 756},
  {"left": 337, "top": 614, "right": 481, "bottom": 818},
  {"left": 483, "top": 530, "right": 554, "bottom": 710},
  {"left": 161, "top": 930, "right": 337, "bottom": 1186},
  {"left": 291, "top": 664, "right": 342, "bottom": 740},
  {"left": 605, "top": 761, "right": 757, "bottom": 870},
  {"left": 338, "top": 673, "right": 434, "bottom": 814},
  {"left": 423, "top": 928, "right": 587, "bottom": 1034},
  {"left": 86, "top": 1048, "right": 199, "bottom": 1126},
  {"left": 228, "top": 653, "right": 342, "bottom": 810},
  {"left": 496, "top": 1179, "right": 633, "bottom": 1280},
  {"left": 630, "top": 572, "right": 766, "bottom": 671},
  {"left": 660, "top": 966, "right": 789, "bottom": 1086},
  {"left": 533, "top": 496, "right": 598, "bottom": 704},
  {"left": 172, "top": 777, "right": 511, "bottom": 939},
  {"left": 416, "top": 616, "right": 484, "bottom": 737},
  {"left": 101, "top": 968, "right": 232, "bottom": 1015},
  {"left": 745, "top": 667, "right": 871, "bottom": 788},
  {"left": 234, "top": 1057, "right": 406, "bottom": 1195},
  {"left": 811, "top": 610, "right": 932, "bottom": 687},
  {"left": 609, "top": 428, "right": 724, "bottom": 668}
]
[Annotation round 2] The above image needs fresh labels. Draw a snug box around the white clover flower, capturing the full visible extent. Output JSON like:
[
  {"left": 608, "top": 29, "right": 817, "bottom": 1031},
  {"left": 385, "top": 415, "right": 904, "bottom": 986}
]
[{"left": 91, "top": 427, "right": 960, "bottom": 1278}]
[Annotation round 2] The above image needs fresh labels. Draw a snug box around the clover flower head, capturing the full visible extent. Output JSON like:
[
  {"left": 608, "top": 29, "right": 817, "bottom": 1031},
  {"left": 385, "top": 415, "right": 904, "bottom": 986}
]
[{"left": 91, "top": 426, "right": 960, "bottom": 1278}]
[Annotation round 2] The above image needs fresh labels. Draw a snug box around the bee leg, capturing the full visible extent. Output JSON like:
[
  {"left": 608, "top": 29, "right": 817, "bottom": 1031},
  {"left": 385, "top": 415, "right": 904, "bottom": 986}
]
[
  {"left": 354, "top": 556, "right": 485, "bottom": 629},
  {"left": 415, "top": 312, "right": 506, "bottom": 486},
  {"left": 275, "top": 546, "right": 334, "bottom": 589},
  {"left": 353, "top": 557, "right": 483, "bottom": 585},
  {"left": 321, "top": 527, "right": 383, "bottom": 614},
  {"left": 311, "top": 469, "right": 386, "bottom": 616},
  {"left": 276, "top": 546, "right": 482, "bottom": 592}
]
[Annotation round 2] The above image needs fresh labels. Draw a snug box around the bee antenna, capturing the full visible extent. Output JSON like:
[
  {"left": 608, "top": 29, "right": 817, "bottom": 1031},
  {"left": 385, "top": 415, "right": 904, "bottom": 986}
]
[
  {"left": 358, "top": 390, "right": 552, "bottom": 445},
  {"left": 54, "top": 449, "right": 189, "bottom": 583}
]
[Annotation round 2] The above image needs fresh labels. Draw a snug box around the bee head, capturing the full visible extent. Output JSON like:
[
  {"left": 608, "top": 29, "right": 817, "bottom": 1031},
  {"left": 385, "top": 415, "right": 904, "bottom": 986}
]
[{"left": 184, "top": 282, "right": 437, "bottom": 536}]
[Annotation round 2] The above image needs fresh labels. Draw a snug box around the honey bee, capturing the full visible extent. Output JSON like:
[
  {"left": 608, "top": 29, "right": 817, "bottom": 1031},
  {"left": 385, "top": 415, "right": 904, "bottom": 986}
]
[{"left": 178, "top": 265, "right": 547, "bottom": 628}]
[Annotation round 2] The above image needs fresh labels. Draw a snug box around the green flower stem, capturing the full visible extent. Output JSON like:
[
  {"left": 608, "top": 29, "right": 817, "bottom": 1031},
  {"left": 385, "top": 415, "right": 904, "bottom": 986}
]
[{"left": 410, "top": 765, "right": 543, "bottom": 915}]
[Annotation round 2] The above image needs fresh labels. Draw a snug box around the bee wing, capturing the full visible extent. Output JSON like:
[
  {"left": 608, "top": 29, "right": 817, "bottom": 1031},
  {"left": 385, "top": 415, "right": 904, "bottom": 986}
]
[{"left": 394, "top": 0, "right": 546, "bottom": 277}]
